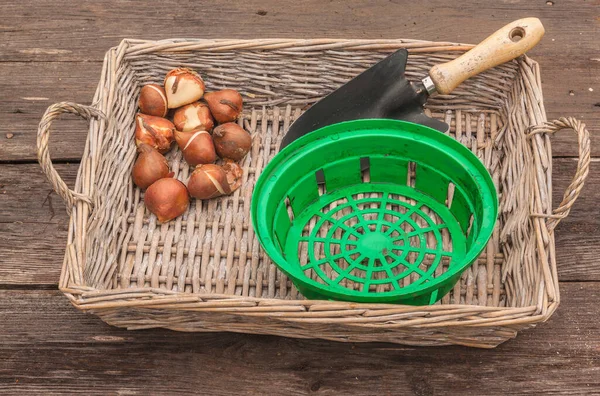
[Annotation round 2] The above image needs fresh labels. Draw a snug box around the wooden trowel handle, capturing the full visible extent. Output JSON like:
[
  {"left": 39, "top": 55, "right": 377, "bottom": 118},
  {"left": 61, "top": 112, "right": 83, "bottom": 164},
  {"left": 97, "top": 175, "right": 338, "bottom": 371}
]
[{"left": 429, "top": 18, "right": 545, "bottom": 95}]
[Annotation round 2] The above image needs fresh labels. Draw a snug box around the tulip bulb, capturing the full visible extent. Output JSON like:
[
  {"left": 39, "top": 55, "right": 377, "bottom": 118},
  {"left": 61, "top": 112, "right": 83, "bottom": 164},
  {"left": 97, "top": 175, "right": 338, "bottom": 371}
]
[
  {"left": 187, "top": 164, "right": 231, "bottom": 199},
  {"left": 174, "top": 128, "right": 217, "bottom": 167},
  {"left": 164, "top": 68, "right": 205, "bottom": 109},
  {"left": 132, "top": 144, "right": 171, "bottom": 190},
  {"left": 212, "top": 123, "right": 252, "bottom": 161},
  {"left": 173, "top": 101, "right": 214, "bottom": 132},
  {"left": 204, "top": 89, "right": 243, "bottom": 123},
  {"left": 135, "top": 113, "right": 175, "bottom": 153},
  {"left": 222, "top": 160, "right": 243, "bottom": 193},
  {"left": 138, "top": 84, "right": 168, "bottom": 117},
  {"left": 144, "top": 177, "right": 190, "bottom": 223}
]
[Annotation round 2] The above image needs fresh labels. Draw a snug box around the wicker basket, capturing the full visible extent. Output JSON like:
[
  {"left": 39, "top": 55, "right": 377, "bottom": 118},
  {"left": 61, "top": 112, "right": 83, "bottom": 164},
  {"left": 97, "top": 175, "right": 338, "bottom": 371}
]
[{"left": 37, "top": 39, "right": 590, "bottom": 348}]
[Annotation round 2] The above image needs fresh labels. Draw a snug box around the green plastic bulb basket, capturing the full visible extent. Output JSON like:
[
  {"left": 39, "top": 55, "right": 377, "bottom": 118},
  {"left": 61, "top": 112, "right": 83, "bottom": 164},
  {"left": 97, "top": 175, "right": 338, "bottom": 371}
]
[{"left": 251, "top": 119, "right": 498, "bottom": 305}]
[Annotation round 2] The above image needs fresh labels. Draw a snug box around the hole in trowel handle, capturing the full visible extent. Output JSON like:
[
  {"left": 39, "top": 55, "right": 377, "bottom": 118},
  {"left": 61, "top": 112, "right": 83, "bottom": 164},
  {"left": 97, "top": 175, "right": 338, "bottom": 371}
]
[{"left": 509, "top": 27, "right": 526, "bottom": 42}]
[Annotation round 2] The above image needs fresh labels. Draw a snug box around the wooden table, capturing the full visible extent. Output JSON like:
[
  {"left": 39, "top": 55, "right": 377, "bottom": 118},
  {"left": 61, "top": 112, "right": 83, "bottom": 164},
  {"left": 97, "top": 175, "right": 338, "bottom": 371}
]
[{"left": 1, "top": 1, "right": 598, "bottom": 394}]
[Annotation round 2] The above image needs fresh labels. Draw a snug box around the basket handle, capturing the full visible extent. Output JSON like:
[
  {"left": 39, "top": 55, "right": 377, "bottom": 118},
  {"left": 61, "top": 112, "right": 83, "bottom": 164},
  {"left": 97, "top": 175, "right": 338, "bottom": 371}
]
[
  {"left": 528, "top": 117, "right": 591, "bottom": 232},
  {"left": 37, "top": 102, "right": 105, "bottom": 211}
]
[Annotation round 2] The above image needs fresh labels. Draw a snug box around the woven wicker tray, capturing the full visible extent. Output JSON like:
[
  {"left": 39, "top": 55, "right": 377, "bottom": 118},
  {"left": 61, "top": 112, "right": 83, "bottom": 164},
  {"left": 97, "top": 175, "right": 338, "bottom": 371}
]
[{"left": 37, "top": 39, "right": 590, "bottom": 348}]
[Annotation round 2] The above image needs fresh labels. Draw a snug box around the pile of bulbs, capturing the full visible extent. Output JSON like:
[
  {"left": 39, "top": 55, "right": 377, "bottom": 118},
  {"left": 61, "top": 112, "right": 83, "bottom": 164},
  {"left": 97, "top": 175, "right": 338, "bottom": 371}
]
[{"left": 132, "top": 68, "right": 251, "bottom": 223}]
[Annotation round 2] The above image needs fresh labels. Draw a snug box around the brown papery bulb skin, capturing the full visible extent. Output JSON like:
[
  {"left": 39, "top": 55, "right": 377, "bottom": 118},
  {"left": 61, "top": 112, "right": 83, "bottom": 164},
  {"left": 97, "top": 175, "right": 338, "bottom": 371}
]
[
  {"left": 135, "top": 113, "right": 175, "bottom": 153},
  {"left": 164, "top": 68, "right": 206, "bottom": 109},
  {"left": 212, "top": 122, "right": 252, "bottom": 161},
  {"left": 187, "top": 164, "right": 231, "bottom": 200},
  {"left": 132, "top": 144, "right": 171, "bottom": 190},
  {"left": 173, "top": 102, "right": 214, "bottom": 132},
  {"left": 174, "top": 128, "right": 217, "bottom": 167},
  {"left": 144, "top": 177, "right": 189, "bottom": 223},
  {"left": 222, "top": 160, "right": 243, "bottom": 193},
  {"left": 138, "top": 84, "right": 168, "bottom": 117},
  {"left": 204, "top": 89, "right": 243, "bottom": 123}
]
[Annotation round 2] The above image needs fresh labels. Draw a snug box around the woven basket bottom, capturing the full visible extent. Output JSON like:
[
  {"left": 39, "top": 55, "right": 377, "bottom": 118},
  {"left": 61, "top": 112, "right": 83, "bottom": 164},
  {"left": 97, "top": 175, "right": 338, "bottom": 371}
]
[{"left": 109, "top": 105, "right": 510, "bottom": 308}]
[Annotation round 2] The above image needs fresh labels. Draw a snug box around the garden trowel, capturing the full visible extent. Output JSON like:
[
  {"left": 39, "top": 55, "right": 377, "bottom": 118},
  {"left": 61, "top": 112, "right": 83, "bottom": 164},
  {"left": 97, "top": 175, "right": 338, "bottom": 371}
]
[{"left": 280, "top": 18, "right": 545, "bottom": 149}]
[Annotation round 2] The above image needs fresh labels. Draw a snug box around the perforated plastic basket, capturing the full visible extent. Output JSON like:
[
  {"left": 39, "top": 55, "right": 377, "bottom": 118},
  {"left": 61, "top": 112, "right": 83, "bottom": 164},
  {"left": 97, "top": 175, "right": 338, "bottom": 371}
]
[{"left": 252, "top": 119, "right": 498, "bottom": 305}]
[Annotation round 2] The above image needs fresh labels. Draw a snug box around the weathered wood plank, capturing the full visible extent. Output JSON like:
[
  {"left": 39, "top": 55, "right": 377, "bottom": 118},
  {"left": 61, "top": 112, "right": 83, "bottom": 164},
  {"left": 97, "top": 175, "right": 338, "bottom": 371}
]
[
  {"left": 0, "top": 159, "right": 598, "bottom": 286},
  {"left": 0, "top": 283, "right": 598, "bottom": 394},
  {"left": 1, "top": 0, "right": 598, "bottom": 62},
  {"left": 551, "top": 158, "right": 600, "bottom": 281},
  {"left": 0, "top": 164, "right": 75, "bottom": 285},
  {"left": 0, "top": 0, "right": 598, "bottom": 161},
  {"left": 0, "top": 62, "right": 102, "bottom": 162},
  {"left": 1, "top": 59, "right": 597, "bottom": 162}
]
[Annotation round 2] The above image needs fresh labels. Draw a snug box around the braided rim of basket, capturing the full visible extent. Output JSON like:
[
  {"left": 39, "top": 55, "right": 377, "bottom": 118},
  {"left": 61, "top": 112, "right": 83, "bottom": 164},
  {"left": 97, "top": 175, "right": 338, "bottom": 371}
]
[{"left": 36, "top": 39, "right": 591, "bottom": 345}]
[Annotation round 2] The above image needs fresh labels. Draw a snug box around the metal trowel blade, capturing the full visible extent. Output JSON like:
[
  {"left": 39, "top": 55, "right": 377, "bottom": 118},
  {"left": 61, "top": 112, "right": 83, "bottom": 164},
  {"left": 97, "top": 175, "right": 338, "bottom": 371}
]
[{"left": 280, "top": 49, "right": 449, "bottom": 149}]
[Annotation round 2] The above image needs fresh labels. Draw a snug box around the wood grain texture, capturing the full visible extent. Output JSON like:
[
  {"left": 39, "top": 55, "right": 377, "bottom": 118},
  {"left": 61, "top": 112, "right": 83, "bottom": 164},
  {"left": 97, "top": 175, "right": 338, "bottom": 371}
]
[
  {"left": 0, "top": 284, "right": 599, "bottom": 394},
  {"left": 0, "top": 1, "right": 598, "bottom": 392},
  {"left": 0, "top": 0, "right": 598, "bottom": 161},
  {"left": 0, "top": 159, "right": 597, "bottom": 286},
  {"left": 0, "top": 62, "right": 101, "bottom": 162},
  {"left": 551, "top": 158, "right": 600, "bottom": 281},
  {"left": 1, "top": 0, "right": 598, "bottom": 62},
  {"left": 429, "top": 17, "right": 546, "bottom": 94},
  {"left": 1, "top": 59, "right": 596, "bottom": 161},
  {"left": 0, "top": 164, "right": 74, "bottom": 285}
]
